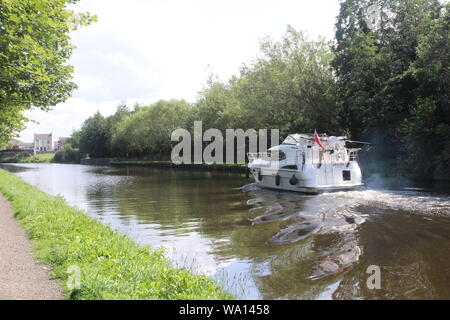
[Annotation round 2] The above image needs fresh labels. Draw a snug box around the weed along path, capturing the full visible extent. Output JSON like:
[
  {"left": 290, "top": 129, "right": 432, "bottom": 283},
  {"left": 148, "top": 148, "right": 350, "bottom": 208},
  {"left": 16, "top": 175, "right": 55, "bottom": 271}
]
[{"left": 0, "top": 193, "right": 63, "bottom": 300}]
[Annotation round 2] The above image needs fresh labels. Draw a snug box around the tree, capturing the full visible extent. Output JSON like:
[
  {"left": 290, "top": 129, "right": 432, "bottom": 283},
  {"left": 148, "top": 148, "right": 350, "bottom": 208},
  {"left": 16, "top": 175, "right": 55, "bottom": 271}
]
[
  {"left": 332, "top": 0, "right": 449, "bottom": 179},
  {"left": 79, "top": 111, "right": 110, "bottom": 158},
  {"left": 192, "top": 77, "right": 234, "bottom": 131},
  {"left": 53, "top": 143, "right": 81, "bottom": 163},
  {"left": 235, "top": 27, "right": 339, "bottom": 135},
  {"left": 68, "top": 129, "right": 81, "bottom": 149},
  {"left": 112, "top": 100, "right": 192, "bottom": 158},
  {"left": 106, "top": 103, "right": 132, "bottom": 153},
  {"left": 193, "top": 27, "right": 339, "bottom": 136},
  {"left": 0, "top": 0, "right": 95, "bottom": 146},
  {"left": 401, "top": 1, "right": 450, "bottom": 178}
]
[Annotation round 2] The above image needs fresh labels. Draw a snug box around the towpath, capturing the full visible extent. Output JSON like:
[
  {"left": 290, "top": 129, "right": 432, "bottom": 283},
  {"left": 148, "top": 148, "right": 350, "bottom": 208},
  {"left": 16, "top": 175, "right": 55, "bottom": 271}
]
[{"left": 0, "top": 193, "right": 63, "bottom": 300}]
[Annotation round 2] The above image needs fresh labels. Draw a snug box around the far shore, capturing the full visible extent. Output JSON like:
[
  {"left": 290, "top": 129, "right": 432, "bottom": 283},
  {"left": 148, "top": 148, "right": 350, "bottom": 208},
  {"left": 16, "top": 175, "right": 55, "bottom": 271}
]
[{"left": 2, "top": 151, "right": 450, "bottom": 184}]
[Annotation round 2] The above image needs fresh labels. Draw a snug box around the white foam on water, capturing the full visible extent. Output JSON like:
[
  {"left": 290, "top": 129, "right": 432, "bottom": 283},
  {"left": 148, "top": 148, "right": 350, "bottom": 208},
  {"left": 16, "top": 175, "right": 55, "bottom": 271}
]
[{"left": 312, "top": 189, "right": 450, "bottom": 217}]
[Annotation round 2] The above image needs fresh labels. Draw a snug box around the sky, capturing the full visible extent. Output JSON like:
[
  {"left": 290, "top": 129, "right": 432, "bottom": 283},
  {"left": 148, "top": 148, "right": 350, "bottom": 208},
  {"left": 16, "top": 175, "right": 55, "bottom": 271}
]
[{"left": 19, "top": 0, "right": 340, "bottom": 142}]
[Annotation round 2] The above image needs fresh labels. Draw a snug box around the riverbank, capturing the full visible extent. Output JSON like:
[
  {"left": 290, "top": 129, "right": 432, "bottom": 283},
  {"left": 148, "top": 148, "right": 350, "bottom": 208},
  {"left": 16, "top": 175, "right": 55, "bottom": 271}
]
[
  {"left": 0, "top": 169, "right": 233, "bottom": 300},
  {"left": 76, "top": 158, "right": 249, "bottom": 173},
  {"left": 0, "top": 151, "right": 54, "bottom": 164},
  {"left": 110, "top": 160, "right": 249, "bottom": 173}
]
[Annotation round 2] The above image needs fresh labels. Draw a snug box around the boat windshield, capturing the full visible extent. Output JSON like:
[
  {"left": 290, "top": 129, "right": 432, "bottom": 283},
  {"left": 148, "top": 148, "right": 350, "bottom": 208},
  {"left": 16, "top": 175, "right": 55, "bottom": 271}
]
[{"left": 282, "top": 135, "right": 298, "bottom": 145}]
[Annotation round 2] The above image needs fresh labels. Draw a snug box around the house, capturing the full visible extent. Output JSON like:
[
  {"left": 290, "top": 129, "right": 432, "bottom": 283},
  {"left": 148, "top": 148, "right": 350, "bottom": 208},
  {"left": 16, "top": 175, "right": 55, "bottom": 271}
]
[
  {"left": 34, "top": 133, "right": 54, "bottom": 153},
  {"left": 55, "top": 137, "right": 69, "bottom": 151},
  {"left": 18, "top": 141, "right": 34, "bottom": 151}
]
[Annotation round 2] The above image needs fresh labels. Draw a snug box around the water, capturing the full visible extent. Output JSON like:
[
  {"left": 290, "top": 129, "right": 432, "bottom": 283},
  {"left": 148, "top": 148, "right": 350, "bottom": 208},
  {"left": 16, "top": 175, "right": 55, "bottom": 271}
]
[{"left": 1, "top": 163, "right": 450, "bottom": 299}]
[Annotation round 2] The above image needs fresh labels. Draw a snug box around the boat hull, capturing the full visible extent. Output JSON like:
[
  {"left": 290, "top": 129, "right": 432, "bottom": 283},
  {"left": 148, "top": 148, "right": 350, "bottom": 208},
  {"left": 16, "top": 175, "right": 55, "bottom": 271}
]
[
  {"left": 248, "top": 166, "right": 363, "bottom": 194},
  {"left": 254, "top": 179, "right": 363, "bottom": 194}
]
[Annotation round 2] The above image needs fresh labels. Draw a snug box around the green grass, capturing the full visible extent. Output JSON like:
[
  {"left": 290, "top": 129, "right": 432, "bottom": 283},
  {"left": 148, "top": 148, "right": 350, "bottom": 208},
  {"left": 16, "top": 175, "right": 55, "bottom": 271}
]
[
  {"left": 0, "top": 169, "right": 233, "bottom": 300},
  {"left": 0, "top": 152, "right": 55, "bottom": 163},
  {"left": 18, "top": 153, "right": 55, "bottom": 163}
]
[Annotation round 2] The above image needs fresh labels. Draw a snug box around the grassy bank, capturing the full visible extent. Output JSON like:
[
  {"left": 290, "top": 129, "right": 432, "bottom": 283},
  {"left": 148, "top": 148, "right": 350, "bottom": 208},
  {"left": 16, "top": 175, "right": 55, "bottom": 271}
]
[
  {"left": 0, "top": 152, "right": 54, "bottom": 163},
  {"left": 0, "top": 169, "right": 233, "bottom": 300}
]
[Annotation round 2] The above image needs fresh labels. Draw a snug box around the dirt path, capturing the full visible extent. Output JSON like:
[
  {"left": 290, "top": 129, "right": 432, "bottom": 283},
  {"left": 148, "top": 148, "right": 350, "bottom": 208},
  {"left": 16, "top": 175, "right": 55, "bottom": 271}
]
[{"left": 0, "top": 193, "right": 63, "bottom": 300}]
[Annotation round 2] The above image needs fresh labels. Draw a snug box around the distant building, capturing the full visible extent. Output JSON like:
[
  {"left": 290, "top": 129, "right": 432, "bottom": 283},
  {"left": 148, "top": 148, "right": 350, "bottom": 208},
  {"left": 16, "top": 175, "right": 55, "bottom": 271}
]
[
  {"left": 18, "top": 141, "right": 34, "bottom": 151},
  {"left": 55, "top": 137, "right": 69, "bottom": 151},
  {"left": 2, "top": 139, "right": 34, "bottom": 152},
  {"left": 5, "top": 139, "right": 20, "bottom": 151},
  {"left": 34, "top": 133, "right": 54, "bottom": 153}
]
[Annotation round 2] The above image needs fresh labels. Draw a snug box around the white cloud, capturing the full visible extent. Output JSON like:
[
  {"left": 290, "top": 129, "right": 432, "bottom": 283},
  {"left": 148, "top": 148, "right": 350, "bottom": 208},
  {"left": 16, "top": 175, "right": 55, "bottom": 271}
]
[{"left": 19, "top": 0, "right": 340, "bottom": 141}]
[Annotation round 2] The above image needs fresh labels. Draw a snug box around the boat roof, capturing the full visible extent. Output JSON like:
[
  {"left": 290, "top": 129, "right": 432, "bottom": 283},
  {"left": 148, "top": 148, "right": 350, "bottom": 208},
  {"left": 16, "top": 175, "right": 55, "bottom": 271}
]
[{"left": 283, "top": 133, "right": 347, "bottom": 142}]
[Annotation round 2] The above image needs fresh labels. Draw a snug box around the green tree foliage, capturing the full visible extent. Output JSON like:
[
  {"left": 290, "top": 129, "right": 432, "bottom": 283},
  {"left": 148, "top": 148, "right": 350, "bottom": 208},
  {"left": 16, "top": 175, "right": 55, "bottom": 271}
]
[
  {"left": 192, "top": 77, "right": 232, "bottom": 131},
  {"left": 68, "top": 13, "right": 448, "bottom": 180},
  {"left": 401, "top": 2, "right": 450, "bottom": 178},
  {"left": 78, "top": 111, "right": 110, "bottom": 158},
  {"left": 231, "top": 27, "right": 339, "bottom": 135},
  {"left": 192, "top": 27, "right": 339, "bottom": 135},
  {"left": 58, "top": 104, "right": 133, "bottom": 162},
  {"left": 53, "top": 143, "right": 81, "bottom": 163},
  {"left": 68, "top": 129, "right": 81, "bottom": 149},
  {"left": 112, "top": 100, "right": 192, "bottom": 159},
  {"left": 0, "top": 0, "right": 95, "bottom": 146},
  {"left": 332, "top": 0, "right": 449, "bottom": 179},
  {"left": 96, "top": 28, "right": 337, "bottom": 161}
]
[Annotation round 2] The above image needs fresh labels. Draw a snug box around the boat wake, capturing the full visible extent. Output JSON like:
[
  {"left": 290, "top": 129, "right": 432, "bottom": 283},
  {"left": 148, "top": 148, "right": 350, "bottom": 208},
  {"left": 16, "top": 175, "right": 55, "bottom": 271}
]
[
  {"left": 241, "top": 184, "right": 450, "bottom": 280},
  {"left": 244, "top": 184, "right": 450, "bottom": 224},
  {"left": 313, "top": 189, "right": 450, "bottom": 217}
]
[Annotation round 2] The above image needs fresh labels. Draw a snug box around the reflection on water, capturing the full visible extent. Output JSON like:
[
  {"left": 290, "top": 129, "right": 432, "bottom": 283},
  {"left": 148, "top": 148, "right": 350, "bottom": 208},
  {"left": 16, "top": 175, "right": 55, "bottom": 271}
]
[{"left": 1, "top": 163, "right": 450, "bottom": 299}]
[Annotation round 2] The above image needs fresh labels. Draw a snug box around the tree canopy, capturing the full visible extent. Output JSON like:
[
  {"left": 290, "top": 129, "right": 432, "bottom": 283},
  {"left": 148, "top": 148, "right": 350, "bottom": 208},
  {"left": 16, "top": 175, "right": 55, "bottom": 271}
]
[
  {"left": 0, "top": 0, "right": 95, "bottom": 146},
  {"left": 18, "top": 0, "right": 449, "bottom": 180},
  {"left": 67, "top": 28, "right": 339, "bottom": 162},
  {"left": 332, "top": 0, "right": 449, "bottom": 179}
]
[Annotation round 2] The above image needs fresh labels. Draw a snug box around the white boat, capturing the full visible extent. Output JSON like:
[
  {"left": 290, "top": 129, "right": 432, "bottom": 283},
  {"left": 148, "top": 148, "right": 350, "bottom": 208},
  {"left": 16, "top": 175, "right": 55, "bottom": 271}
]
[{"left": 247, "top": 133, "right": 364, "bottom": 193}]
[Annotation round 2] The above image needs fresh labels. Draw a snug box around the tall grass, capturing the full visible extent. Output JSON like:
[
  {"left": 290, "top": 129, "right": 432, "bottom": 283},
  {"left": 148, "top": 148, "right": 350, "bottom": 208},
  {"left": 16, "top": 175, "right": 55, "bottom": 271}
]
[
  {"left": 22, "top": 153, "right": 55, "bottom": 163},
  {"left": 0, "top": 169, "right": 233, "bottom": 300}
]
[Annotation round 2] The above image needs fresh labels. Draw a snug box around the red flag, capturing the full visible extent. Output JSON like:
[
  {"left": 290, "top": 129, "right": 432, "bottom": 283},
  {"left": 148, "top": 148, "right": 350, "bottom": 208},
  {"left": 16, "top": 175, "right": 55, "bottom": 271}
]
[{"left": 314, "top": 130, "right": 326, "bottom": 150}]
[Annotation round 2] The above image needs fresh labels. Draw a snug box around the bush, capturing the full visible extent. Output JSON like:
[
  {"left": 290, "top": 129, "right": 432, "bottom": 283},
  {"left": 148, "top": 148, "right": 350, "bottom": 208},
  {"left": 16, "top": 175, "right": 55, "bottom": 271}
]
[{"left": 54, "top": 145, "right": 82, "bottom": 164}]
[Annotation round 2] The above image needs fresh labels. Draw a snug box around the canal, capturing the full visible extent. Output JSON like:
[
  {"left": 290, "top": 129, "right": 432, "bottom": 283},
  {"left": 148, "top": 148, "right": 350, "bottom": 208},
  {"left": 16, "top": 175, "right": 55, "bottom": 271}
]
[{"left": 1, "top": 163, "right": 449, "bottom": 299}]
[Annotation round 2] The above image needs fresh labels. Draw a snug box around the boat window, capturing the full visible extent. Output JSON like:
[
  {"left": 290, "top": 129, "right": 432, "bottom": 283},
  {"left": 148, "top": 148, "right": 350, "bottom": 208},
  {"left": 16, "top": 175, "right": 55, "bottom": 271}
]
[
  {"left": 267, "top": 150, "right": 286, "bottom": 161},
  {"left": 282, "top": 136, "right": 297, "bottom": 145},
  {"left": 281, "top": 165, "right": 298, "bottom": 170},
  {"left": 343, "top": 170, "right": 351, "bottom": 181}
]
